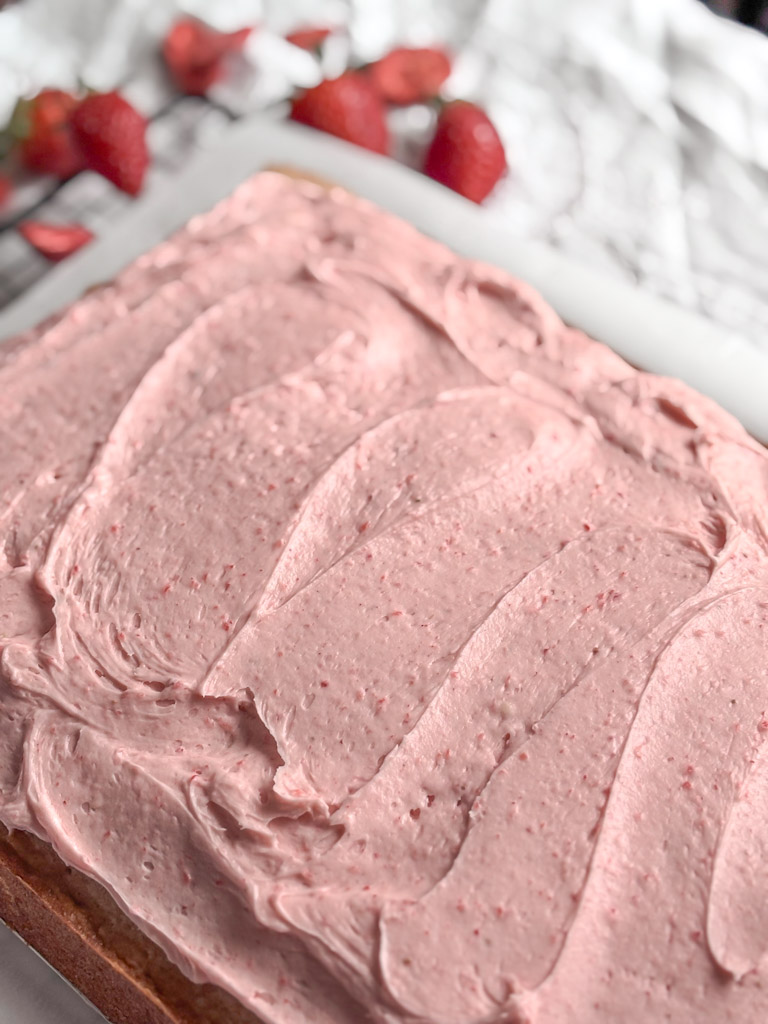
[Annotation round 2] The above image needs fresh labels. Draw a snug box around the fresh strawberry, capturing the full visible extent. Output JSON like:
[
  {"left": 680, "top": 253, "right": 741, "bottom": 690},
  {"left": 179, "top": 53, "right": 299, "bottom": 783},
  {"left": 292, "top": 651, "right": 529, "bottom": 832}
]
[
  {"left": 369, "top": 47, "right": 451, "bottom": 105},
  {"left": 70, "top": 92, "right": 148, "bottom": 196},
  {"left": 18, "top": 221, "right": 93, "bottom": 262},
  {"left": 162, "top": 17, "right": 252, "bottom": 96},
  {"left": 0, "top": 173, "right": 11, "bottom": 207},
  {"left": 286, "top": 26, "right": 332, "bottom": 51},
  {"left": 13, "top": 88, "right": 84, "bottom": 179},
  {"left": 291, "top": 72, "right": 389, "bottom": 155},
  {"left": 423, "top": 101, "right": 506, "bottom": 203}
]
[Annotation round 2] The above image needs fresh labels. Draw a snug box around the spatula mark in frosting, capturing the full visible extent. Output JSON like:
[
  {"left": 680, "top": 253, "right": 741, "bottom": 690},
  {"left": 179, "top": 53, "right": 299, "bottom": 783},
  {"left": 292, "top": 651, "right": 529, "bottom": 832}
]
[
  {"left": 30, "top": 281, "right": 482, "bottom": 694},
  {"left": 526, "top": 587, "right": 768, "bottom": 1023},
  {"left": 707, "top": 701, "right": 768, "bottom": 980},
  {"left": 271, "top": 530, "right": 713, "bottom": 1013},
  {"left": 22, "top": 712, "right": 369, "bottom": 1024}
]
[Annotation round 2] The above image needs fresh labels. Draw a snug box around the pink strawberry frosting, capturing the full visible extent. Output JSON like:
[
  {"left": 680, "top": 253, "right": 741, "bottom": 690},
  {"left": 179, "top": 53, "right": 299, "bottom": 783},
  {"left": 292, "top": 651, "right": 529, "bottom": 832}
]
[{"left": 1, "top": 173, "right": 768, "bottom": 1024}]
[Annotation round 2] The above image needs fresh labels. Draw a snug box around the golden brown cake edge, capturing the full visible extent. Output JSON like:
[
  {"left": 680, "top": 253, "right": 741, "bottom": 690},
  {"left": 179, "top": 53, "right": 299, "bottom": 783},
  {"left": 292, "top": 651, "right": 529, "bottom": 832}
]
[{"left": 0, "top": 826, "right": 264, "bottom": 1024}]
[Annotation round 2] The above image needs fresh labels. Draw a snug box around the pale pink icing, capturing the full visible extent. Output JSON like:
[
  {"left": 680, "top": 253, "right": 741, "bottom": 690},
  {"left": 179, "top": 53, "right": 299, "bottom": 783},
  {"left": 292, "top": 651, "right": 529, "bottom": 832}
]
[{"left": 2, "top": 173, "right": 768, "bottom": 1024}]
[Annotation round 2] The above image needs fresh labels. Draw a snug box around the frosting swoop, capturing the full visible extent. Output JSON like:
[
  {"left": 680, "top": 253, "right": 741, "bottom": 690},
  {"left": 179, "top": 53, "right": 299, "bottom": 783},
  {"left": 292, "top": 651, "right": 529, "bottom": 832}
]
[{"left": 2, "top": 173, "right": 768, "bottom": 1024}]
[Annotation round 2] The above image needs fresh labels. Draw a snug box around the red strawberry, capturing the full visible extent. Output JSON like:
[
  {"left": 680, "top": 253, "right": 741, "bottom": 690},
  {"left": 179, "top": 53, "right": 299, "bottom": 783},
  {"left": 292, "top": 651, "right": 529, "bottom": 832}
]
[
  {"left": 18, "top": 221, "right": 93, "bottom": 262},
  {"left": 423, "top": 101, "right": 506, "bottom": 203},
  {"left": 286, "top": 26, "right": 332, "bottom": 51},
  {"left": 369, "top": 47, "right": 451, "bottom": 105},
  {"left": 14, "top": 88, "right": 84, "bottom": 179},
  {"left": 0, "top": 173, "right": 12, "bottom": 207},
  {"left": 70, "top": 92, "right": 148, "bottom": 196},
  {"left": 291, "top": 72, "right": 389, "bottom": 155},
  {"left": 162, "top": 17, "right": 252, "bottom": 96}
]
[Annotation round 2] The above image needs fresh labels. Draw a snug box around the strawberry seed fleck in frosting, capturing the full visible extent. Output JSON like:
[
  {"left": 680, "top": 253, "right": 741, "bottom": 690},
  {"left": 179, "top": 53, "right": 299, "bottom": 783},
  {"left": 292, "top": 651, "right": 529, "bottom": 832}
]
[{"left": 1, "top": 174, "right": 768, "bottom": 1024}]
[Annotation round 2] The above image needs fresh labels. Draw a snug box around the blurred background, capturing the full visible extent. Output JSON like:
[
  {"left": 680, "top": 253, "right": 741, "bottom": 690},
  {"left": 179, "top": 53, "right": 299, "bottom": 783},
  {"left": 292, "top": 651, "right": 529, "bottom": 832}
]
[{"left": 0, "top": 0, "right": 767, "bottom": 359}]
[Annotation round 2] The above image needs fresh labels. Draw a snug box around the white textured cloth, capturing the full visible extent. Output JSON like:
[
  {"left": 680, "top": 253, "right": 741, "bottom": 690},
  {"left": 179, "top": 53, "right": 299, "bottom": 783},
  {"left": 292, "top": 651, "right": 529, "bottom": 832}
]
[{"left": 0, "top": 0, "right": 767, "bottom": 352}]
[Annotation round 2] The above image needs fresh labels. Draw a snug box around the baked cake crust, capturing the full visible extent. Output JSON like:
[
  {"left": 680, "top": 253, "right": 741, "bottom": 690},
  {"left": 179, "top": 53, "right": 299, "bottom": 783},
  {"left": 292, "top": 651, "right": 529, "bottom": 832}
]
[{"left": 0, "top": 825, "right": 261, "bottom": 1024}]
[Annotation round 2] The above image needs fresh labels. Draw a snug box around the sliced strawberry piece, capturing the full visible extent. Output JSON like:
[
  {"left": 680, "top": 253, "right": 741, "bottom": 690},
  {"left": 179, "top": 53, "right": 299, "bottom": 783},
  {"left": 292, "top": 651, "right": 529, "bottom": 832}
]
[
  {"left": 13, "top": 88, "right": 84, "bottom": 180},
  {"left": 0, "top": 174, "right": 12, "bottom": 207},
  {"left": 291, "top": 72, "right": 389, "bottom": 155},
  {"left": 286, "top": 27, "right": 332, "bottom": 51},
  {"left": 369, "top": 47, "right": 451, "bottom": 105},
  {"left": 18, "top": 221, "right": 93, "bottom": 262},
  {"left": 224, "top": 28, "right": 251, "bottom": 50},
  {"left": 162, "top": 17, "right": 252, "bottom": 96},
  {"left": 423, "top": 101, "right": 506, "bottom": 203},
  {"left": 70, "top": 92, "right": 148, "bottom": 196}
]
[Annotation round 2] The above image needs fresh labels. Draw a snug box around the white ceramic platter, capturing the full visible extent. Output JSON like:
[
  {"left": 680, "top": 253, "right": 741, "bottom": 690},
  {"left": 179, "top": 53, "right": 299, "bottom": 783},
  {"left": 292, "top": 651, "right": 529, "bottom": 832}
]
[{"left": 1, "top": 114, "right": 767, "bottom": 1024}]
